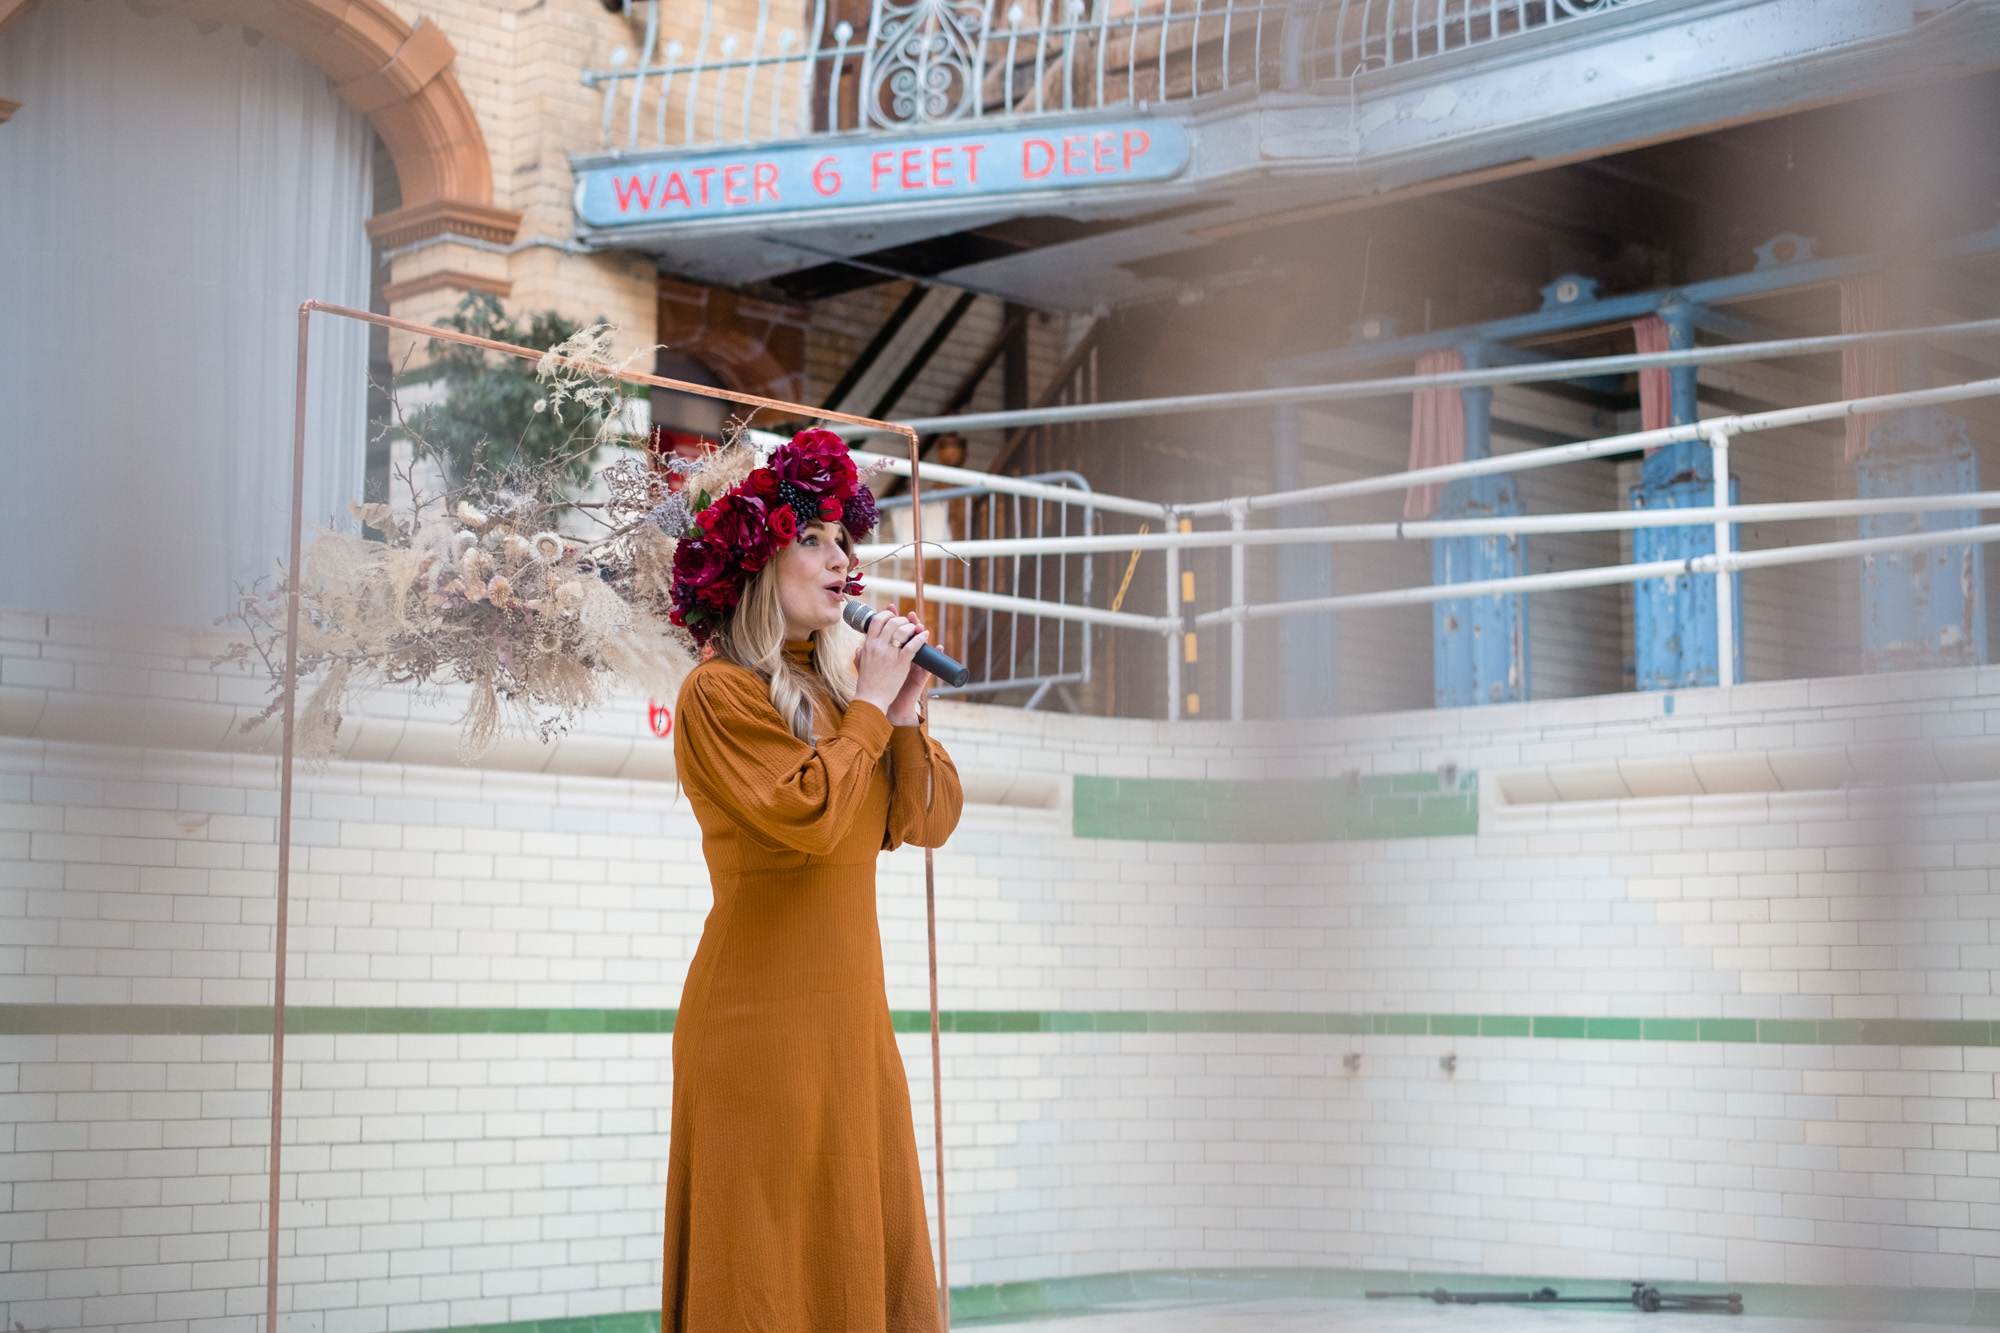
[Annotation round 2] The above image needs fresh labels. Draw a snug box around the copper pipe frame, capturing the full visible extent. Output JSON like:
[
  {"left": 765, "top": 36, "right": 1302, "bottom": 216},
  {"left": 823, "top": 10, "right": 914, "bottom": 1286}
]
[{"left": 267, "top": 302, "right": 940, "bottom": 1329}]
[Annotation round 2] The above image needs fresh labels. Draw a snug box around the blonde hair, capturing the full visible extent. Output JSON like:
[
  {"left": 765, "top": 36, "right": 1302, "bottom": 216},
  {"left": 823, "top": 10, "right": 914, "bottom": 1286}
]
[{"left": 712, "top": 530, "right": 858, "bottom": 743}]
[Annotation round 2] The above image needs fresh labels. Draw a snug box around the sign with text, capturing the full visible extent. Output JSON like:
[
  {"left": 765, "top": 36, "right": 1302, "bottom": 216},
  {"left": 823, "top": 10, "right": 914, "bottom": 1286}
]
[{"left": 575, "top": 120, "right": 1190, "bottom": 228}]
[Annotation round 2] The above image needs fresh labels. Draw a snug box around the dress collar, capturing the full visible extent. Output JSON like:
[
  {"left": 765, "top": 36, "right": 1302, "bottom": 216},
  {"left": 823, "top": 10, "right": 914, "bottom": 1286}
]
[{"left": 782, "top": 638, "right": 815, "bottom": 667}]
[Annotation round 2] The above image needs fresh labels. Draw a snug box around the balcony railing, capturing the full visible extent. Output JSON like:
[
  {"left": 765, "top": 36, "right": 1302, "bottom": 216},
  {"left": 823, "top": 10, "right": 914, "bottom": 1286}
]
[{"left": 583, "top": 0, "right": 1657, "bottom": 152}]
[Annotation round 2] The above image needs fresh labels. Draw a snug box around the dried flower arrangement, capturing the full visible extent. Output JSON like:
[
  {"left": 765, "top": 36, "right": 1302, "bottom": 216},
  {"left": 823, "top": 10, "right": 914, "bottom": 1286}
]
[{"left": 220, "top": 321, "right": 765, "bottom": 762}]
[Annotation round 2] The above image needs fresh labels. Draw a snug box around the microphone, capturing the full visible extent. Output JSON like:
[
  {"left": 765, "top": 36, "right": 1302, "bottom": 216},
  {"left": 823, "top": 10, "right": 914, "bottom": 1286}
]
[{"left": 842, "top": 600, "right": 972, "bottom": 687}]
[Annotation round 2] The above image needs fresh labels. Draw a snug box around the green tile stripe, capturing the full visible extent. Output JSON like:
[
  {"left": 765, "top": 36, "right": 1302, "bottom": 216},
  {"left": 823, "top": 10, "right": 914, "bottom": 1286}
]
[
  {"left": 6, "top": 1005, "right": 2000, "bottom": 1046},
  {"left": 388, "top": 1269, "right": 2000, "bottom": 1330},
  {"left": 1073, "top": 771, "right": 1476, "bottom": 842}
]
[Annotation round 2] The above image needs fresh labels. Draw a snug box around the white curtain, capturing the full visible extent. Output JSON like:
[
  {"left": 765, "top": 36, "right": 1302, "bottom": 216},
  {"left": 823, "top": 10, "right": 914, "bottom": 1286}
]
[{"left": 0, "top": 0, "right": 372, "bottom": 627}]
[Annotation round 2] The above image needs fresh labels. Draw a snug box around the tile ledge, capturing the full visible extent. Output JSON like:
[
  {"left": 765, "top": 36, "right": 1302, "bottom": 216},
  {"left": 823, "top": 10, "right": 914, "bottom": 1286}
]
[{"left": 1493, "top": 736, "right": 1999, "bottom": 807}]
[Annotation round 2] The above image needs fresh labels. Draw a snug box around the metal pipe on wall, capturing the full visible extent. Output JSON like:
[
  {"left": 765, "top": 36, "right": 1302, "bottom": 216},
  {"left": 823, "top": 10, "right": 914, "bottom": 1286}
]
[
  {"left": 1712, "top": 429, "right": 1736, "bottom": 688},
  {"left": 1270, "top": 402, "right": 1335, "bottom": 717},
  {"left": 1229, "top": 502, "right": 1248, "bottom": 722},
  {"left": 1165, "top": 540, "right": 1182, "bottom": 721}
]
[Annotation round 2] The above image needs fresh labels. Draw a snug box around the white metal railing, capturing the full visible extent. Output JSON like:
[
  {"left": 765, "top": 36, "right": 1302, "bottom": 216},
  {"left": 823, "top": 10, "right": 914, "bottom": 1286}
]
[
  {"left": 850, "top": 330, "right": 2000, "bottom": 720},
  {"left": 858, "top": 449, "right": 1165, "bottom": 518},
  {"left": 582, "top": 0, "right": 1654, "bottom": 150},
  {"left": 585, "top": 0, "right": 1284, "bottom": 150},
  {"left": 862, "top": 491, "right": 2000, "bottom": 557},
  {"left": 868, "top": 471, "right": 1101, "bottom": 708}
]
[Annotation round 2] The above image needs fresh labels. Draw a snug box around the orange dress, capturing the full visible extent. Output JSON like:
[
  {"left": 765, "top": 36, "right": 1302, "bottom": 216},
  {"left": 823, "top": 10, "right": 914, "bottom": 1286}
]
[{"left": 664, "top": 642, "right": 962, "bottom": 1332}]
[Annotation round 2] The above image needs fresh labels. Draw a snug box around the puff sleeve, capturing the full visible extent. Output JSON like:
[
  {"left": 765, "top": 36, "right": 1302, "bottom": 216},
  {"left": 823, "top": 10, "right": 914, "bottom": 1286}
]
[{"left": 672, "top": 664, "right": 894, "bottom": 856}]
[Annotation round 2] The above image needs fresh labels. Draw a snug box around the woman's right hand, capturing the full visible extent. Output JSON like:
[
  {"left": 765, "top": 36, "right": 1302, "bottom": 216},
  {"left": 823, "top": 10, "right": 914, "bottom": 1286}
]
[{"left": 852, "top": 610, "right": 928, "bottom": 716}]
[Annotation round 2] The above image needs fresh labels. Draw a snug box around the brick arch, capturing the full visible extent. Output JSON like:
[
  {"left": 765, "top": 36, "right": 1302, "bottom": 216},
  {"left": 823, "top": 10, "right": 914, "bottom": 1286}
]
[
  {"left": 653, "top": 337, "right": 800, "bottom": 441},
  {"left": 0, "top": 0, "right": 519, "bottom": 247},
  {"left": 658, "top": 279, "right": 810, "bottom": 408},
  {"left": 697, "top": 329, "right": 798, "bottom": 405}
]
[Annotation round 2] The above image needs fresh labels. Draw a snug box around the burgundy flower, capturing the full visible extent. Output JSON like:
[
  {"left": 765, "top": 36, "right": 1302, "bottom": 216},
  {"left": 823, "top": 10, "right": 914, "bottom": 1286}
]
[
  {"left": 701, "top": 494, "right": 770, "bottom": 557},
  {"left": 840, "top": 487, "right": 878, "bottom": 539},
  {"left": 670, "top": 582, "right": 712, "bottom": 639},
  {"left": 740, "top": 534, "right": 779, "bottom": 575},
  {"left": 771, "top": 429, "right": 857, "bottom": 497},
  {"left": 673, "top": 538, "right": 730, "bottom": 587},
  {"left": 745, "top": 468, "right": 780, "bottom": 500}
]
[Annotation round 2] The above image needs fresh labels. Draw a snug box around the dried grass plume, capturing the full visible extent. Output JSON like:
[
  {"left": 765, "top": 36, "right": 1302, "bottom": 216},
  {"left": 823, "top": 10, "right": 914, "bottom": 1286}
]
[{"left": 220, "top": 323, "right": 777, "bottom": 762}]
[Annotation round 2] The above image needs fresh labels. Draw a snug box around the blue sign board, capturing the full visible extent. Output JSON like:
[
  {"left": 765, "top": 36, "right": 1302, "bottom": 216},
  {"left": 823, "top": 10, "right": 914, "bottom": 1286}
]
[{"left": 575, "top": 120, "right": 1190, "bottom": 228}]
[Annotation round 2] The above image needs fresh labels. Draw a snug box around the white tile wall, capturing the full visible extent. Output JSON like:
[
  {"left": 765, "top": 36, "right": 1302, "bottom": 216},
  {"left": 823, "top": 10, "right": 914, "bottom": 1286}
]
[{"left": 2, "top": 613, "right": 1998, "bottom": 1331}]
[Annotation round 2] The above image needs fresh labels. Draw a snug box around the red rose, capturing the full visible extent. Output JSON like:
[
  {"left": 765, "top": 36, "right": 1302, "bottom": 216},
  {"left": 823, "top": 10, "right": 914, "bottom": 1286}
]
[
  {"left": 746, "top": 469, "right": 780, "bottom": 499},
  {"left": 819, "top": 497, "right": 842, "bottom": 521},
  {"left": 768, "top": 504, "right": 797, "bottom": 543}
]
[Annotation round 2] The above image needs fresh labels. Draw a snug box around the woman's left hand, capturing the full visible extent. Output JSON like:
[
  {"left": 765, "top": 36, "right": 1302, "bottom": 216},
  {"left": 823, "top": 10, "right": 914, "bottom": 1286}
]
[{"left": 886, "top": 612, "right": 933, "bottom": 726}]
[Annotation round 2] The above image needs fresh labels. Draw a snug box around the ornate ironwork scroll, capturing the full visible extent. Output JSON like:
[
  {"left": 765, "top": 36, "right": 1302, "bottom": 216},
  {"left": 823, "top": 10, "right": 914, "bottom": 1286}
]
[{"left": 862, "top": 0, "right": 991, "bottom": 127}]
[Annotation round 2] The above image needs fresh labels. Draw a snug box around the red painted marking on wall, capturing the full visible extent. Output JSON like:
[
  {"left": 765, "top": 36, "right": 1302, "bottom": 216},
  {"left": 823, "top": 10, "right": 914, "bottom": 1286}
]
[{"left": 613, "top": 174, "right": 658, "bottom": 211}]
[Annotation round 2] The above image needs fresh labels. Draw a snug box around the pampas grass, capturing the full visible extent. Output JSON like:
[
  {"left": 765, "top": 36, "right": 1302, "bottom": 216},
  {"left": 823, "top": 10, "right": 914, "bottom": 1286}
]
[{"left": 220, "top": 322, "right": 768, "bottom": 762}]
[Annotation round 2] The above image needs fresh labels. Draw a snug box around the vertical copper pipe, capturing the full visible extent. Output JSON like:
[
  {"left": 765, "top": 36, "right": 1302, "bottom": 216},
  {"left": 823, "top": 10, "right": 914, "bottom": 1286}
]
[
  {"left": 266, "top": 303, "right": 312, "bottom": 1330},
  {"left": 909, "top": 430, "right": 950, "bottom": 1331}
]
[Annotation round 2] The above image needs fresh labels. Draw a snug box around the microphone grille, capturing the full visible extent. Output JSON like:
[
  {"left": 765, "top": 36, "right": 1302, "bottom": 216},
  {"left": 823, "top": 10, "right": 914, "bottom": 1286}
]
[{"left": 840, "top": 599, "right": 873, "bottom": 633}]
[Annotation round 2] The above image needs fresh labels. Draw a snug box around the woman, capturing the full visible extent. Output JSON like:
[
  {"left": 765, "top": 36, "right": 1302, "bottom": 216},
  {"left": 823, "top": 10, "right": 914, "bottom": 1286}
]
[{"left": 663, "top": 429, "right": 961, "bottom": 1332}]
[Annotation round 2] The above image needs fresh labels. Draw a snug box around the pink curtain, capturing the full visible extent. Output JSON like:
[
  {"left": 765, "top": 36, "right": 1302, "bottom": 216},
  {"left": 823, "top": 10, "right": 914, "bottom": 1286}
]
[
  {"left": 1405, "top": 348, "right": 1464, "bottom": 520},
  {"left": 1634, "top": 314, "right": 1671, "bottom": 447},
  {"left": 1841, "top": 275, "right": 1901, "bottom": 461}
]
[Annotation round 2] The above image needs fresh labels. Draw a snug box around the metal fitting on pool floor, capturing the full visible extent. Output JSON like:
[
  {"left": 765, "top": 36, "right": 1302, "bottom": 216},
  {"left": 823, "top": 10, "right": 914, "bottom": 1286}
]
[{"left": 1366, "top": 1283, "right": 1745, "bottom": 1314}]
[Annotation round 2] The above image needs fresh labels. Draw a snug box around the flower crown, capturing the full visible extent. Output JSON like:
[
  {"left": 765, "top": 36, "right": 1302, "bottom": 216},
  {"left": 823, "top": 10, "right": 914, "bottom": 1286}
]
[{"left": 668, "top": 428, "right": 879, "bottom": 645}]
